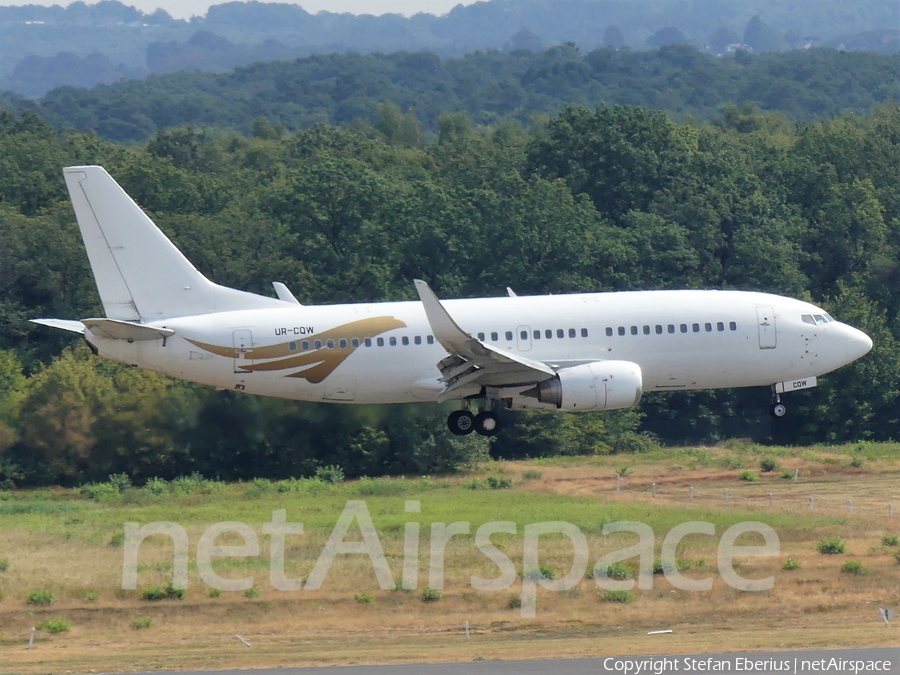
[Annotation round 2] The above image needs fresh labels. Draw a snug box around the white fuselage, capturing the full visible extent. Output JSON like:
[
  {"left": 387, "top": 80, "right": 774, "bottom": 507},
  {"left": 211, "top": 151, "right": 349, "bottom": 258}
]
[{"left": 85, "top": 289, "right": 872, "bottom": 405}]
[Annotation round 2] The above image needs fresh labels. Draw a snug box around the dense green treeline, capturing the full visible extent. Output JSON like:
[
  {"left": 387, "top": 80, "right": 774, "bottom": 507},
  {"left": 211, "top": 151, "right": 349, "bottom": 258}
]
[
  {"left": 4, "top": 46, "right": 898, "bottom": 143},
  {"left": 0, "top": 100, "right": 898, "bottom": 487}
]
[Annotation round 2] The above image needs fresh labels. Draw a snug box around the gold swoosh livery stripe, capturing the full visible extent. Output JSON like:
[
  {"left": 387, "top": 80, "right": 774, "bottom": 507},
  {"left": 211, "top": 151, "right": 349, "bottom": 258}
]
[{"left": 185, "top": 316, "right": 407, "bottom": 384}]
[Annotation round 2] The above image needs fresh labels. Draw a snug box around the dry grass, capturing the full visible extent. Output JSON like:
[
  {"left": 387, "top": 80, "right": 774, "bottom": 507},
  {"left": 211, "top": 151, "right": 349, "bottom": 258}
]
[{"left": 0, "top": 443, "right": 898, "bottom": 674}]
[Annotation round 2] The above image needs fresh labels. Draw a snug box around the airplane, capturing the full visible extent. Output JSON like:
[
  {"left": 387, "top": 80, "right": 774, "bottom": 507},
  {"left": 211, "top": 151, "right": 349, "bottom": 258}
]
[{"left": 32, "top": 166, "right": 873, "bottom": 437}]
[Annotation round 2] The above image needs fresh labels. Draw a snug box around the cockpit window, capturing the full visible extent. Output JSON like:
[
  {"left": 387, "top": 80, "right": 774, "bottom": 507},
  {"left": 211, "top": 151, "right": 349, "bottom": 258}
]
[{"left": 803, "top": 313, "right": 834, "bottom": 326}]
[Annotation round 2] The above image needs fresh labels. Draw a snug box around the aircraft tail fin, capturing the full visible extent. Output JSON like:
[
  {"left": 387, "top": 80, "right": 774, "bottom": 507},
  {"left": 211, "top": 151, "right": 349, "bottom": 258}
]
[{"left": 63, "top": 166, "right": 286, "bottom": 322}]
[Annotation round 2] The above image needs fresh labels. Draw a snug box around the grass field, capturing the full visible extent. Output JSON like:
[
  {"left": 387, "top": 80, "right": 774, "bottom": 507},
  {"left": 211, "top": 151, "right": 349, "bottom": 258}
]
[{"left": 0, "top": 440, "right": 898, "bottom": 674}]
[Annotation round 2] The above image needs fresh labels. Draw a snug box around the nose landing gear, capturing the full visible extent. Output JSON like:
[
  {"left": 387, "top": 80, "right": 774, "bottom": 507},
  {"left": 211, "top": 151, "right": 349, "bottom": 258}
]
[
  {"left": 447, "top": 402, "right": 501, "bottom": 436},
  {"left": 769, "top": 390, "right": 787, "bottom": 419}
]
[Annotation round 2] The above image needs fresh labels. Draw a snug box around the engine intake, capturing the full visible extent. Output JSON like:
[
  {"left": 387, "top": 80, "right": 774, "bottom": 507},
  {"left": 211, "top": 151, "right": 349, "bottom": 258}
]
[{"left": 529, "top": 361, "right": 643, "bottom": 411}]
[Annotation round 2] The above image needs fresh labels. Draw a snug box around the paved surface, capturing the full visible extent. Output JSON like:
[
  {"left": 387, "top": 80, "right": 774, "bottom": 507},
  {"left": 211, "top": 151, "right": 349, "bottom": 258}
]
[{"left": 125, "top": 647, "right": 900, "bottom": 675}]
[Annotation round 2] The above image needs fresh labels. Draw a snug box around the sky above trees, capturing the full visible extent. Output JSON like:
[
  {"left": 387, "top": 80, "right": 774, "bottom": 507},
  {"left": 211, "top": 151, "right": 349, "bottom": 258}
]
[{"left": 0, "top": 0, "right": 478, "bottom": 19}]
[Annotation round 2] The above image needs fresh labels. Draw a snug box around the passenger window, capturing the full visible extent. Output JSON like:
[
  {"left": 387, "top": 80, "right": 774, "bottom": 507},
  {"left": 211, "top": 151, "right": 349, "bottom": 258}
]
[
  {"left": 351, "top": 338, "right": 360, "bottom": 348},
  {"left": 477, "top": 332, "right": 485, "bottom": 340},
  {"left": 692, "top": 324, "right": 699, "bottom": 333},
  {"left": 377, "top": 337, "right": 384, "bottom": 347},
  {"left": 667, "top": 325, "right": 675, "bottom": 334},
  {"left": 605, "top": 327, "right": 612, "bottom": 337},
  {"left": 363, "top": 338, "right": 371, "bottom": 347},
  {"left": 533, "top": 330, "right": 541, "bottom": 339},
  {"left": 705, "top": 323, "right": 712, "bottom": 332},
  {"left": 491, "top": 332, "right": 499, "bottom": 341},
  {"left": 339, "top": 338, "right": 348, "bottom": 349},
  {"left": 568, "top": 328, "right": 576, "bottom": 338},
  {"left": 520, "top": 330, "right": 528, "bottom": 340},
  {"left": 302, "top": 340, "right": 310, "bottom": 350},
  {"left": 680, "top": 324, "right": 687, "bottom": 333},
  {"left": 643, "top": 325, "right": 650, "bottom": 335},
  {"left": 631, "top": 326, "right": 638, "bottom": 336},
  {"left": 427, "top": 335, "right": 435, "bottom": 344},
  {"left": 415, "top": 336, "right": 422, "bottom": 345},
  {"left": 655, "top": 325, "right": 663, "bottom": 334},
  {"left": 618, "top": 327, "right": 625, "bottom": 336},
  {"left": 401, "top": 336, "right": 409, "bottom": 346},
  {"left": 289, "top": 341, "right": 297, "bottom": 351},
  {"left": 326, "top": 339, "right": 335, "bottom": 349},
  {"left": 729, "top": 322, "right": 736, "bottom": 331},
  {"left": 389, "top": 337, "right": 397, "bottom": 346},
  {"left": 314, "top": 340, "right": 323, "bottom": 349},
  {"left": 505, "top": 331, "right": 514, "bottom": 341},
  {"left": 717, "top": 322, "right": 724, "bottom": 332},
  {"left": 581, "top": 328, "right": 588, "bottom": 338},
  {"left": 557, "top": 329, "right": 565, "bottom": 338},
  {"left": 547, "top": 329, "right": 554, "bottom": 339}
]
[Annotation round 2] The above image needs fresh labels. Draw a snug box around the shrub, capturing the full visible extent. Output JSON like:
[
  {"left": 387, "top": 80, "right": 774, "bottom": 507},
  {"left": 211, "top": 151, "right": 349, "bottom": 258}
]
[
  {"left": 420, "top": 586, "right": 443, "bottom": 603},
  {"left": 759, "top": 457, "right": 780, "bottom": 472},
  {"left": 142, "top": 586, "right": 167, "bottom": 601},
  {"left": 507, "top": 595, "right": 522, "bottom": 609},
  {"left": 522, "top": 564, "right": 556, "bottom": 581},
  {"left": 841, "top": 560, "right": 869, "bottom": 575},
  {"left": 78, "top": 482, "right": 119, "bottom": 500},
  {"left": 245, "top": 478, "right": 274, "bottom": 497},
  {"left": 131, "top": 616, "right": 152, "bottom": 630},
  {"left": 601, "top": 590, "right": 634, "bottom": 603},
  {"left": 107, "top": 473, "right": 132, "bottom": 492},
  {"left": 615, "top": 465, "right": 631, "bottom": 477},
  {"left": 881, "top": 534, "right": 899, "bottom": 547},
  {"left": 611, "top": 432, "right": 658, "bottom": 454},
  {"left": 653, "top": 558, "right": 692, "bottom": 575},
  {"left": 780, "top": 469, "right": 796, "bottom": 480},
  {"left": 108, "top": 531, "right": 125, "bottom": 548},
  {"left": 85, "top": 592, "right": 98, "bottom": 602},
  {"left": 354, "top": 591, "right": 375, "bottom": 604},
  {"left": 463, "top": 478, "right": 486, "bottom": 490},
  {"left": 782, "top": 557, "right": 802, "bottom": 571},
  {"left": 165, "top": 582, "right": 185, "bottom": 600},
  {"left": 315, "top": 465, "right": 345, "bottom": 484},
  {"left": 27, "top": 590, "right": 55, "bottom": 605},
  {"left": 208, "top": 588, "right": 222, "bottom": 598},
  {"left": 0, "top": 558, "right": 8, "bottom": 572},
  {"left": 738, "top": 470, "right": 759, "bottom": 482},
  {"left": 850, "top": 457, "right": 865, "bottom": 469},
  {"left": 244, "top": 587, "right": 261, "bottom": 598},
  {"left": 486, "top": 475, "right": 512, "bottom": 489},
  {"left": 143, "top": 477, "right": 168, "bottom": 496},
  {"left": 521, "top": 470, "right": 542, "bottom": 480},
  {"left": 817, "top": 537, "right": 846, "bottom": 555},
  {"left": 604, "top": 562, "right": 634, "bottom": 580},
  {"left": 36, "top": 618, "right": 71, "bottom": 633}
]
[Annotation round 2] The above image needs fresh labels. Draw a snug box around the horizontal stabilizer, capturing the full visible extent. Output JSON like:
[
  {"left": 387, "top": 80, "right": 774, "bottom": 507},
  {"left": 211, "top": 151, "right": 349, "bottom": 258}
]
[
  {"left": 30, "top": 318, "right": 85, "bottom": 334},
  {"left": 81, "top": 318, "right": 175, "bottom": 341}
]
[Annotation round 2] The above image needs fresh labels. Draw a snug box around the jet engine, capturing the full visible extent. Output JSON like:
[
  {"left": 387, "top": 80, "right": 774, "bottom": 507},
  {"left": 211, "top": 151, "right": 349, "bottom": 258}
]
[{"left": 523, "top": 361, "right": 643, "bottom": 411}]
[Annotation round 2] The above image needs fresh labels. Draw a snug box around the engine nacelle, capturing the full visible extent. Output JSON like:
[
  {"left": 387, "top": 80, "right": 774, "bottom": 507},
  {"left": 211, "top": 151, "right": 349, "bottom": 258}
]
[{"left": 528, "top": 361, "right": 643, "bottom": 411}]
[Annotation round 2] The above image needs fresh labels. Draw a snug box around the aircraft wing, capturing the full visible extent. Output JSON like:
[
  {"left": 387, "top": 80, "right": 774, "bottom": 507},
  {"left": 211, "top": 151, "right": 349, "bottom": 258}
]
[{"left": 414, "top": 280, "right": 555, "bottom": 401}]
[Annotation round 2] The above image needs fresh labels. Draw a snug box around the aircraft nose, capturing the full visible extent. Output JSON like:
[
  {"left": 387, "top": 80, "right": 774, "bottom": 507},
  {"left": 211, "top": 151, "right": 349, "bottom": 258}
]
[{"left": 845, "top": 326, "right": 873, "bottom": 362}]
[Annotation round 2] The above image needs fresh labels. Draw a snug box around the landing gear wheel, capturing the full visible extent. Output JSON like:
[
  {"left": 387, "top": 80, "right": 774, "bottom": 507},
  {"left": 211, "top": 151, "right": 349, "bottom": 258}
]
[
  {"left": 448, "top": 410, "right": 475, "bottom": 435},
  {"left": 770, "top": 402, "right": 787, "bottom": 419},
  {"left": 474, "top": 411, "right": 501, "bottom": 437}
]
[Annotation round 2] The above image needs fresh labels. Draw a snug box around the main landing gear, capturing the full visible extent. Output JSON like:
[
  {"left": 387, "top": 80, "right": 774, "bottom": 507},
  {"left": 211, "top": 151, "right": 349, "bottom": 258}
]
[
  {"left": 769, "top": 390, "right": 787, "bottom": 419},
  {"left": 447, "top": 403, "right": 501, "bottom": 437}
]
